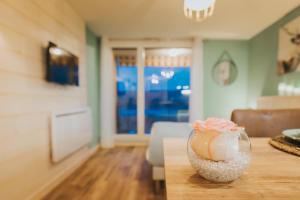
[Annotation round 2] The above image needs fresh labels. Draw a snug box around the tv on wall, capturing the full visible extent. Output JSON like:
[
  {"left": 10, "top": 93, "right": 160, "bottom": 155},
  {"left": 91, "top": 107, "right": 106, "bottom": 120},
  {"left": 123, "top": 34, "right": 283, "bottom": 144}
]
[{"left": 46, "top": 42, "right": 79, "bottom": 86}]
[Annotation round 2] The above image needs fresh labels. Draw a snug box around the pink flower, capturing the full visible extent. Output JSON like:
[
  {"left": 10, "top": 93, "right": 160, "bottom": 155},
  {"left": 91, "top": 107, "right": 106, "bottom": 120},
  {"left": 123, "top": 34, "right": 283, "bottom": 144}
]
[{"left": 193, "top": 118, "right": 242, "bottom": 132}]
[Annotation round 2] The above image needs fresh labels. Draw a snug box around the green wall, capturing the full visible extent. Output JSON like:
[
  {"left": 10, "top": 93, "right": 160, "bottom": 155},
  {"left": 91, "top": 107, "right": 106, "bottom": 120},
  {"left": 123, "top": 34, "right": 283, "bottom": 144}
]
[
  {"left": 83, "top": 6, "right": 300, "bottom": 129},
  {"left": 86, "top": 27, "right": 101, "bottom": 146},
  {"left": 248, "top": 6, "right": 300, "bottom": 107},
  {"left": 203, "top": 40, "right": 249, "bottom": 119}
]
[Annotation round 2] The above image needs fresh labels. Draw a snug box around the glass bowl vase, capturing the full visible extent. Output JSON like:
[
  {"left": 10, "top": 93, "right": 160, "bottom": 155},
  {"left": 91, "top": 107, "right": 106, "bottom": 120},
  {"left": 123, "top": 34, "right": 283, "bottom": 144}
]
[{"left": 187, "top": 129, "right": 251, "bottom": 183}]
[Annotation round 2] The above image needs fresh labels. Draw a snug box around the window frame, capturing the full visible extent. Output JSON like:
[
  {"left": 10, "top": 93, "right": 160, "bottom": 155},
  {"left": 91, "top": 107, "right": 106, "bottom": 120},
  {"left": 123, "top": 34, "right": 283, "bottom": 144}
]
[{"left": 104, "top": 39, "right": 197, "bottom": 144}]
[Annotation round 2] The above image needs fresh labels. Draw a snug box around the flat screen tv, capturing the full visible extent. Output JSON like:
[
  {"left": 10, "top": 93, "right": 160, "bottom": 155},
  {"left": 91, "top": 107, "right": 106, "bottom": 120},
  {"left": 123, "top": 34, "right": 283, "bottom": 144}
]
[{"left": 46, "top": 42, "right": 79, "bottom": 86}]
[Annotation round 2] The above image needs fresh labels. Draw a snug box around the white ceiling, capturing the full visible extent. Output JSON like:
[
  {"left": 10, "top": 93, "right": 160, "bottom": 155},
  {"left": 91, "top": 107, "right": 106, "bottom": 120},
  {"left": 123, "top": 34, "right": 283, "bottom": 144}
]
[{"left": 68, "top": 0, "right": 300, "bottom": 39}]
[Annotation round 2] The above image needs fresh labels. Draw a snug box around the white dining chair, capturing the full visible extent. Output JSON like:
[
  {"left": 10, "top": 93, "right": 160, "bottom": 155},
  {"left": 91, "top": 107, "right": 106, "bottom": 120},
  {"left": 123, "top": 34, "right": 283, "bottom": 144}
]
[{"left": 146, "top": 121, "right": 192, "bottom": 192}]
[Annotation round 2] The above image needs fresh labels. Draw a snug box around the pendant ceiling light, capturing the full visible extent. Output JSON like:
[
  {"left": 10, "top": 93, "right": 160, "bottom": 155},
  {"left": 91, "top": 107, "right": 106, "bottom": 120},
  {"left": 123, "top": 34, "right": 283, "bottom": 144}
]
[{"left": 183, "top": 0, "right": 216, "bottom": 22}]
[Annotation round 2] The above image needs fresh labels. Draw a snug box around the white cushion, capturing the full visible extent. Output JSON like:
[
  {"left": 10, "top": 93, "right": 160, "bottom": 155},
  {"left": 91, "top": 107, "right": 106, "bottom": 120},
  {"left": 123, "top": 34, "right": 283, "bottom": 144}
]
[{"left": 147, "top": 122, "right": 192, "bottom": 167}]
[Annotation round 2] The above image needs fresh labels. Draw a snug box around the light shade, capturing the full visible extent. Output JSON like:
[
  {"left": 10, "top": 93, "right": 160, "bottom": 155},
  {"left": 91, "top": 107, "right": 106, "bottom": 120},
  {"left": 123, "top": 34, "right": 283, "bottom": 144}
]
[{"left": 183, "top": 0, "right": 215, "bottom": 22}]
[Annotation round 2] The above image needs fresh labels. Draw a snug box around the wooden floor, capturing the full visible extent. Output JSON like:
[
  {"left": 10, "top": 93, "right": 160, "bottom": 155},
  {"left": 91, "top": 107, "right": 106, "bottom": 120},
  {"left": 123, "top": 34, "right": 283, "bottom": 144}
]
[{"left": 44, "top": 147, "right": 165, "bottom": 200}]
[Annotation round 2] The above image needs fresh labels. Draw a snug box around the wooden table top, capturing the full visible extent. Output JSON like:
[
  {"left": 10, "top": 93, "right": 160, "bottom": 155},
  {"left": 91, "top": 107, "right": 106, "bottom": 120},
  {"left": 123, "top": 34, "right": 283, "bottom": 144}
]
[{"left": 163, "top": 138, "right": 300, "bottom": 200}]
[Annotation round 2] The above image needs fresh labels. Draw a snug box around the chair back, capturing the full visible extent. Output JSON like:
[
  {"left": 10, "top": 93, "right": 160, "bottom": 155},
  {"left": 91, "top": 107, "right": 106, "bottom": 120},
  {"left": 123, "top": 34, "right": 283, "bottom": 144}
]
[
  {"left": 148, "top": 122, "right": 192, "bottom": 166},
  {"left": 231, "top": 109, "right": 300, "bottom": 137}
]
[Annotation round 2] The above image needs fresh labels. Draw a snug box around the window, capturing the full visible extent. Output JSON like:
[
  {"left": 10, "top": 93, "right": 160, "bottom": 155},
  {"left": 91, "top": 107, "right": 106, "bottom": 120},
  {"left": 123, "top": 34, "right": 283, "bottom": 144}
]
[
  {"left": 113, "top": 48, "right": 138, "bottom": 134},
  {"left": 114, "top": 47, "right": 192, "bottom": 135},
  {"left": 144, "top": 48, "right": 192, "bottom": 133}
]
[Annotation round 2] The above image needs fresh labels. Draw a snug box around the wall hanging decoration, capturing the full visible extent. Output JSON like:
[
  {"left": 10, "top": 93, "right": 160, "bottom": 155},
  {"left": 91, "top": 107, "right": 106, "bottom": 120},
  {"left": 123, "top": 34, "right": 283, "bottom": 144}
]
[
  {"left": 277, "top": 16, "right": 300, "bottom": 75},
  {"left": 212, "top": 50, "right": 238, "bottom": 86}
]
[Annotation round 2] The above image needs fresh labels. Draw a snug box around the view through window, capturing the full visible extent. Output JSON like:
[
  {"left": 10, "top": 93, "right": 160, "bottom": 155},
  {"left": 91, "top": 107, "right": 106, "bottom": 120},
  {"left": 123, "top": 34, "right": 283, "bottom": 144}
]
[
  {"left": 114, "top": 48, "right": 192, "bottom": 134},
  {"left": 144, "top": 48, "right": 191, "bottom": 133},
  {"left": 114, "top": 48, "right": 137, "bottom": 134}
]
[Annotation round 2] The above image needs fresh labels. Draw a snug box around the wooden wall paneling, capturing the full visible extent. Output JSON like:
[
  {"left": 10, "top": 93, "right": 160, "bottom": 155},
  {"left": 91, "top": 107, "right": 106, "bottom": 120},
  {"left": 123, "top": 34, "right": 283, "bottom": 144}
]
[
  {"left": 0, "top": 23, "right": 44, "bottom": 61},
  {"left": 257, "top": 96, "right": 300, "bottom": 109},
  {"left": 0, "top": 1, "right": 82, "bottom": 56},
  {"left": 0, "top": 2, "right": 53, "bottom": 47},
  {"left": 32, "top": 0, "right": 85, "bottom": 41},
  {"left": 0, "top": 49, "right": 45, "bottom": 78},
  {"left": 0, "top": 95, "right": 83, "bottom": 115},
  {"left": 0, "top": 0, "right": 92, "bottom": 199},
  {"left": 0, "top": 71, "right": 83, "bottom": 98}
]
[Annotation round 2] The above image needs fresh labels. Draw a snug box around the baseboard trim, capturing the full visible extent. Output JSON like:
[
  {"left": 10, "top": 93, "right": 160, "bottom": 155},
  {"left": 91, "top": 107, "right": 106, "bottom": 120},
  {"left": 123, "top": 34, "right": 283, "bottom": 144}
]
[{"left": 26, "top": 145, "right": 99, "bottom": 200}]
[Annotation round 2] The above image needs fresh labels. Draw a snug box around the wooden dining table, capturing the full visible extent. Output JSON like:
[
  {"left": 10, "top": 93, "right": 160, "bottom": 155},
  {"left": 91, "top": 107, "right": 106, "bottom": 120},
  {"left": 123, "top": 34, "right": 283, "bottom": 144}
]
[{"left": 163, "top": 138, "right": 300, "bottom": 200}]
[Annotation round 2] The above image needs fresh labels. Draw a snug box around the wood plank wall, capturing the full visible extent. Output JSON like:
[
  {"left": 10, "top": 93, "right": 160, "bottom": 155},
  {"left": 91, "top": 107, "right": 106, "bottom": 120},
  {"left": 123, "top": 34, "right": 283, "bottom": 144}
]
[
  {"left": 257, "top": 96, "right": 300, "bottom": 109},
  {"left": 0, "top": 0, "right": 91, "bottom": 199}
]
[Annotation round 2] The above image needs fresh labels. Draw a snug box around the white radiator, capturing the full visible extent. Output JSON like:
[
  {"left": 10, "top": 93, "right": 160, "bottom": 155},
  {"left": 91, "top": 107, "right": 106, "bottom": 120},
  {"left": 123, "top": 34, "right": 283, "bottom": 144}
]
[{"left": 51, "top": 108, "right": 92, "bottom": 163}]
